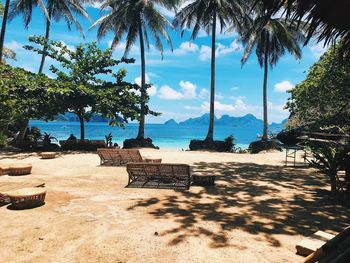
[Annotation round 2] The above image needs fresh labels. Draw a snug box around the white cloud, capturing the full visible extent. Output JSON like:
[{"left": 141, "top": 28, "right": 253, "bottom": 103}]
[
  {"left": 5, "top": 40, "right": 23, "bottom": 51},
  {"left": 199, "top": 88, "right": 209, "bottom": 99},
  {"left": 108, "top": 40, "right": 139, "bottom": 54},
  {"left": 158, "top": 80, "right": 197, "bottom": 100},
  {"left": 199, "top": 45, "right": 211, "bottom": 61},
  {"left": 274, "top": 80, "right": 294, "bottom": 93},
  {"left": 309, "top": 41, "right": 328, "bottom": 58},
  {"left": 147, "top": 85, "right": 157, "bottom": 96},
  {"left": 134, "top": 73, "right": 157, "bottom": 96},
  {"left": 135, "top": 74, "right": 151, "bottom": 86},
  {"left": 173, "top": 41, "right": 199, "bottom": 56},
  {"left": 179, "top": 80, "right": 196, "bottom": 99},
  {"left": 201, "top": 101, "right": 235, "bottom": 112},
  {"left": 231, "top": 86, "right": 240, "bottom": 91},
  {"left": 159, "top": 85, "right": 183, "bottom": 100},
  {"left": 199, "top": 39, "right": 242, "bottom": 61}
]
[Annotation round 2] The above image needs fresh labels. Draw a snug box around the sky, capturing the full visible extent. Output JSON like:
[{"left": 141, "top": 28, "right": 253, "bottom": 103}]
[{"left": 3, "top": 2, "right": 328, "bottom": 124}]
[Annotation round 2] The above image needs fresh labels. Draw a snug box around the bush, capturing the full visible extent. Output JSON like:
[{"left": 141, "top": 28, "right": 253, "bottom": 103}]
[
  {"left": 60, "top": 140, "right": 106, "bottom": 151},
  {"left": 248, "top": 140, "right": 282, "bottom": 154},
  {"left": 123, "top": 137, "right": 159, "bottom": 149},
  {"left": 0, "top": 132, "right": 7, "bottom": 148},
  {"left": 189, "top": 135, "right": 235, "bottom": 152}
]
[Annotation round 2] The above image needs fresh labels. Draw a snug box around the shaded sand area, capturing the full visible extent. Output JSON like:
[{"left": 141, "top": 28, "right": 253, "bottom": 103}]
[{"left": 0, "top": 150, "right": 349, "bottom": 263}]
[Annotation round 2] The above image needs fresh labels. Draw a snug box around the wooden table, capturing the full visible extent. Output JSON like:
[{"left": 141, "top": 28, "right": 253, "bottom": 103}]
[
  {"left": 143, "top": 158, "right": 162, "bottom": 163},
  {"left": 41, "top": 152, "right": 57, "bottom": 159},
  {"left": 0, "top": 181, "right": 45, "bottom": 205},
  {"left": 6, "top": 187, "right": 46, "bottom": 209},
  {"left": 192, "top": 169, "right": 220, "bottom": 186}
]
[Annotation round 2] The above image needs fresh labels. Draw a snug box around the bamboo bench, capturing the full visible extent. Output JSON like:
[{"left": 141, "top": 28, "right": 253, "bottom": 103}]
[
  {"left": 126, "top": 163, "right": 191, "bottom": 190},
  {"left": 97, "top": 148, "right": 143, "bottom": 166},
  {"left": 97, "top": 148, "right": 162, "bottom": 166}
]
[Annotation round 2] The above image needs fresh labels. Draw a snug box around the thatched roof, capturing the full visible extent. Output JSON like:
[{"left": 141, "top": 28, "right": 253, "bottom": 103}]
[{"left": 260, "top": 0, "right": 350, "bottom": 52}]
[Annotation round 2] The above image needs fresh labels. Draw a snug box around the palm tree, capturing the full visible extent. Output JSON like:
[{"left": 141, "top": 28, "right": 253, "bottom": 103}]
[
  {"left": 92, "top": 0, "right": 177, "bottom": 140},
  {"left": 0, "top": 0, "right": 12, "bottom": 61},
  {"left": 9, "top": 0, "right": 90, "bottom": 73},
  {"left": 240, "top": 6, "right": 305, "bottom": 140},
  {"left": 174, "top": 0, "right": 245, "bottom": 142}
]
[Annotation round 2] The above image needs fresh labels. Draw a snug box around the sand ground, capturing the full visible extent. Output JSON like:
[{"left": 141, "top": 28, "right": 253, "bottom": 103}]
[{"left": 0, "top": 149, "right": 349, "bottom": 263}]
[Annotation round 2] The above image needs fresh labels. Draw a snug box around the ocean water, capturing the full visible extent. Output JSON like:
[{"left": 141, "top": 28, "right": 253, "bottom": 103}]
[{"left": 29, "top": 120, "right": 269, "bottom": 150}]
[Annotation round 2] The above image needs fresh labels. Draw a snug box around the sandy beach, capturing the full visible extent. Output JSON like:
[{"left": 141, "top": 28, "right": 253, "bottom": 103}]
[{"left": 0, "top": 149, "right": 349, "bottom": 263}]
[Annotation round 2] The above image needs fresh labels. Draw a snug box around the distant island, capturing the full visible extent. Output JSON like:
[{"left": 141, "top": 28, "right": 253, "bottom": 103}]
[
  {"left": 164, "top": 113, "right": 287, "bottom": 131},
  {"left": 53, "top": 112, "right": 123, "bottom": 123},
  {"left": 49, "top": 112, "right": 287, "bottom": 132}
]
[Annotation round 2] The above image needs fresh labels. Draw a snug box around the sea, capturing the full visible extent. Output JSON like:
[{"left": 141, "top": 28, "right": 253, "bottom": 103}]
[{"left": 29, "top": 120, "right": 274, "bottom": 150}]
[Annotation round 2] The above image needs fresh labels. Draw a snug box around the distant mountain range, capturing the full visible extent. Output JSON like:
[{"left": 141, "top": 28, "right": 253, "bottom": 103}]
[
  {"left": 54, "top": 112, "right": 124, "bottom": 123},
  {"left": 53, "top": 112, "right": 287, "bottom": 132},
  {"left": 164, "top": 113, "right": 287, "bottom": 131}
]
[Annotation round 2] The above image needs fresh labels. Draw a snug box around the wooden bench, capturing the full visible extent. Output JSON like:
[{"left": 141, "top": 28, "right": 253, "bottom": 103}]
[
  {"left": 126, "top": 163, "right": 191, "bottom": 190},
  {"left": 97, "top": 148, "right": 144, "bottom": 166},
  {"left": 301, "top": 226, "right": 350, "bottom": 263}
]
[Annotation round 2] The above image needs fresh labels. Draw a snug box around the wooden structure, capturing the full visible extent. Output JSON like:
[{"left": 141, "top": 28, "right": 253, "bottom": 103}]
[
  {"left": 296, "top": 231, "right": 335, "bottom": 256},
  {"left": 6, "top": 187, "right": 46, "bottom": 209},
  {"left": 0, "top": 181, "right": 45, "bottom": 205},
  {"left": 0, "top": 165, "right": 10, "bottom": 176},
  {"left": 97, "top": 148, "right": 162, "bottom": 166},
  {"left": 192, "top": 168, "right": 220, "bottom": 186},
  {"left": 8, "top": 164, "right": 32, "bottom": 176},
  {"left": 302, "top": 226, "right": 350, "bottom": 263},
  {"left": 143, "top": 158, "right": 162, "bottom": 163},
  {"left": 40, "top": 152, "right": 57, "bottom": 159},
  {"left": 97, "top": 148, "right": 143, "bottom": 166},
  {"left": 126, "top": 163, "right": 191, "bottom": 190}
]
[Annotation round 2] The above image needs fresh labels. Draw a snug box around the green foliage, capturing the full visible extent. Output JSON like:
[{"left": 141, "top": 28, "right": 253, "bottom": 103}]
[
  {"left": 0, "top": 3, "right": 4, "bottom": 17},
  {"left": 24, "top": 37, "right": 143, "bottom": 140},
  {"left": 0, "top": 63, "right": 67, "bottom": 131},
  {"left": 41, "top": 132, "right": 57, "bottom": 145},
  {"left": 0, "top": 131, "right": 7, "bottom": 147},
  {"left": 308, "top": 144, "right": 348, "bottom": 194},
  {"left": 105, "top": 132, "right": 113, "bottom": 148},
  {"left": 286, "top": 44, "right": 350, "bottom": 133}
]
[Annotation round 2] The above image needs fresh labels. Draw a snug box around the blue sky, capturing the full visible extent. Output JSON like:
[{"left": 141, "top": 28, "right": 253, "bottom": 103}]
[{"left": 3, "top": 2, "right": 328, "bottom": 124}]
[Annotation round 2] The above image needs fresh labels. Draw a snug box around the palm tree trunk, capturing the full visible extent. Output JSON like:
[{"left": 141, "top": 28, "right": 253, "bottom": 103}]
[
  {"left": 137, "top": 15, "right": 146, "bottom": 140},
  {"left": 205, "top": 8, "right": 216, "bottom": 142},
  {"left": 0, "top": 0, "right": 10, "bottom": 62},
  {"left": 38, "top": 11, "right": 52, "bottom": 74},
  {"left": 262, "top": 42, "right": 269, "bottom": 140},
  {"left": 78, "top": 114, "right": 85, "bottom": 141}
]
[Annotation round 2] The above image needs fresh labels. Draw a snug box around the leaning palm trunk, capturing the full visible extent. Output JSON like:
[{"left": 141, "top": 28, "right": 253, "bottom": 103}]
[
  {"left": 137, "top": 15, "right": 146, "bottom": 140},
  {"left": 0, "top": 0, "right": 10, "bottom": 62},
  {"left": 38, "top": 11, "right": 51, "bottom": 74},
  {"left": 262, "top": 41, "right": 269, "bottom": 140},
  {"left": 205, "top": 8, "right": 216, "bottom": 142}
]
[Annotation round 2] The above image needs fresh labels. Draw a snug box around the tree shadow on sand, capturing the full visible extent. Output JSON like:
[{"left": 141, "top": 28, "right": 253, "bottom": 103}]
[{"left": 127, "top": 162, "right": 350, "bottom": 249}]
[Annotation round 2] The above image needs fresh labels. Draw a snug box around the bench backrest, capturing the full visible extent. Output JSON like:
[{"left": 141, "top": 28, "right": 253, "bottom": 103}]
[
  {"left": 127, "top": 163, "right": 191, "bottom": 180},
  {"left": 97, "top": 148, "right": 143, "bottom": 164}
]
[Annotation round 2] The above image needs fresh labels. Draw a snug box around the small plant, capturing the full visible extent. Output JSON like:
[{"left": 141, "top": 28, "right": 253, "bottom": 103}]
[
  {"left": 308, "top": 143, "right": 347, "bottom": 194},
  {"left": 0, "top": 131, "right": 7, "bottom": 147},
  {"left": 41, "top": 132, "right": 57, "bottom": 146},
  {"left": 224, "top": 135, "right": 235, "bottom": 152},
  {"left": 105, "top": 133, "right": 113, "bottom": 147}
]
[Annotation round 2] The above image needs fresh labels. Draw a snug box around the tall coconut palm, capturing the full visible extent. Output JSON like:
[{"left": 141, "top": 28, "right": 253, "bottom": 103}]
[
  {"left": 239, "top": 6, "right": 305, "bottom": 140},
  {"left": 92, "top": 0, "right": 178, "bottom": 140},
  {"left": 174, "top": 0, "right": 246, "bottom": 142},
  {"left": 9, "top": 0, "right": 90, "bottom": 73}
]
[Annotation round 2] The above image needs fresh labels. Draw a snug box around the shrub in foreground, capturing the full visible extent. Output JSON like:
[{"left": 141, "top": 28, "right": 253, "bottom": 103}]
[{"left": 189, "top": 135, "right": 235, "bottom": 152}]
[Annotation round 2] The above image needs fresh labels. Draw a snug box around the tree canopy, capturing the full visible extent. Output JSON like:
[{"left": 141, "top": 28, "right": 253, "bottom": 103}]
[
  {"left": 286, "top": 44, "right": 350, "bottom": 134},
  {"left": 0, "top": 63, "right": 66, "bottom": 131},
  {"left": 24, "top": 37, "right": 144, "bottom": 140}
]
